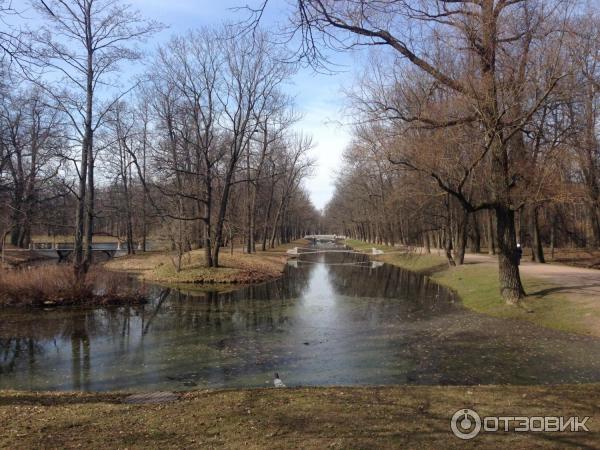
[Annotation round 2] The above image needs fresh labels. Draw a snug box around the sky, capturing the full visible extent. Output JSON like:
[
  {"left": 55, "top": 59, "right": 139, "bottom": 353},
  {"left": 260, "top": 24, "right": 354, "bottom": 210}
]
[
  {"left": 10, "top": 0, "right": 357, "bottom": 210},
  {"left": 125, "top": 0, "right": 357, "bottom": 210}
]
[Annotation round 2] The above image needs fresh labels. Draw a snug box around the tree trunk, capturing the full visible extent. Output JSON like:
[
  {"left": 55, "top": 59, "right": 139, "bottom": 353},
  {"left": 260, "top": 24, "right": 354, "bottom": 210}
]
[
  {"left": 212, "top": 159, "right": 236, "bottom": 267},
  {"left": 550, "top": 218, "right": 555, "bottom": 260},
  {"left": 495, "top": 206, "right": 526, "bottom": 303},
  {"left": 531, "top": 206, "right": 545, "bottom": 263},
  {"left": 444, "top": 230, "right": 456, "bottom": 267},
  {"left": 486, "top": 209, "right": 496, "bottom": 255},
  {"left": 480, "top": 0, "right": 525, "bottom": 304},
  {"left": 261, "top": 180, "right": 275, "bottom": 251},
  {"left": 455, "top": 209, "right": 469, "bottom": 265},
  {"left": 74, "top": 11, "right": 94, "bottom": 281},
  {"left": 443, "top": 195, "right": 456, "bottom": 266},
  {"left": 73, "top": 130, "right": 90, "bottom": 280},
  {"left": 269, "top": 194, "right": 285, "bottom": 249},
  {"left": 471, "top": 213, "right": 481, "bottom": 253}
]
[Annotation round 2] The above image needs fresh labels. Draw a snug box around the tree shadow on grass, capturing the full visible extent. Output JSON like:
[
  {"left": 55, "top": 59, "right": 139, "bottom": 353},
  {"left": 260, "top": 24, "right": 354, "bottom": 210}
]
[
  {"left": 419, "top": 263, "right": 451, "bottom": 276},
  {"left": 528, "top": 284, "right": 600, "bottom": 299}
]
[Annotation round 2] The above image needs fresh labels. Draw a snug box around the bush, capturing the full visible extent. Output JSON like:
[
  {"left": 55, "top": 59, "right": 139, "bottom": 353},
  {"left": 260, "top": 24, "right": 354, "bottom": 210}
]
[{"left": 0, "top": 265, "right": 146, "bottom": 307}]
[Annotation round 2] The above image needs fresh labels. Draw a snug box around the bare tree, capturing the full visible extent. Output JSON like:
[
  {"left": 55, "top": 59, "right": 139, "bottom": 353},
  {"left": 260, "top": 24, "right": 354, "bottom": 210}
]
[
  {"left": 212, "top": 30, "right": 293, "bottom": 266},
  {"left": 30, "top": 0, "right": 162, "bottom": 278},
  {"left": 247, "top": 0, "right": 575, "bottom": 303},
  {"left": 0, "top": 87, "right": 64, "bottom": 247}
]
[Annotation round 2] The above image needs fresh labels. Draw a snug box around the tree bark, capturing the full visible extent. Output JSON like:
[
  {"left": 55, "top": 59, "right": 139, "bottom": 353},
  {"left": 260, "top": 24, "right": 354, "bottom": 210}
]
[
  {"left": 471, "top": 213, "right": 481, "bottom": 253},
  {"left": 495, "top": 206, "right": 526, "bottom": 303},
  {"left": 455, "top": 209, "right": 469, "bottom": 265},
  {"left": 531, "top": 206, "right": 545, "bottom": 263},
  {"left": 487, "top": 209, "right": 496, "bottom": 255}
]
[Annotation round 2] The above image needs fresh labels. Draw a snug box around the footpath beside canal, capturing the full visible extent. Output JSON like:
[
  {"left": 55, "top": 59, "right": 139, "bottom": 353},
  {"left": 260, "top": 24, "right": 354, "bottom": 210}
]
[{"left": 347, "top": 240, "right": 600, "bottom": 337}]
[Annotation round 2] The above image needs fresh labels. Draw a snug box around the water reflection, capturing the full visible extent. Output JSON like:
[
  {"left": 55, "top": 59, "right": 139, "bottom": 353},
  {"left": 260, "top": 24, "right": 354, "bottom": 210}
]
[{"left": 2, "top": 250, "right": 600, "bottom": 391}]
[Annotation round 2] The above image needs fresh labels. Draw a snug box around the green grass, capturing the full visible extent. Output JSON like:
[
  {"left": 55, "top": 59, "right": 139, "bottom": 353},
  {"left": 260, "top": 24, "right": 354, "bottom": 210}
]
[
  {"left": 346, "top": 239, "right": 448, "bottom": 272},
  {"left": 431, "top": 264, "right": 599, "bottom": 334},
  {"left": 346, "top": 240, "right": 600, "bottom": 336}
]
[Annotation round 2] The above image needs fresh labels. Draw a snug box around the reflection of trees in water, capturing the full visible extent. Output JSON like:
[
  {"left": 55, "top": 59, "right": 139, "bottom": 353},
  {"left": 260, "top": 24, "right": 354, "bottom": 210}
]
[
  {"left": 68, "top": 314, "right": 90, "bottom": 390},
  {"left": 312, "top": 252, "right": 456, "bottom": 315},
  {"left": 0, "top": 262, "right": 314, "bottom": 381},
  {"left": 143, "top": 260, "right": 316, "bottom": 336},
  {"left": 0, "top": 312, "right": 95, "bottom": 386},
  {"left": 0, "top": 337, "right": 42, "bottom": 375},
  {"left": 3, "top": 254, "right": 600, "bottom": 388},
  {"left": 0, "top": 307, "right": 121, "bottom": 384}
]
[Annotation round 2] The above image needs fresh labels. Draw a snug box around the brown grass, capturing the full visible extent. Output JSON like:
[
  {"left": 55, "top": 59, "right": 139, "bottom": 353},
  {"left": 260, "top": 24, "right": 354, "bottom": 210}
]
[
  {"left": 103, "top": 243, "right": 304, "bottom": 285},
  {"left": 0, "top": 265, "right": 146, "bottom": 307},
  {"left": 1, "top": 385, "right": 599, "bottom": 448}
]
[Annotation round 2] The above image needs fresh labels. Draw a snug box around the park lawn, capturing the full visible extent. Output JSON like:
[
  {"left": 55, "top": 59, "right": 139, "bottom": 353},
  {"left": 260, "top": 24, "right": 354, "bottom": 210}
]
[
  {"left": 346, "top": 240, "right": 600, "bottom": 337},
  {"left": 431, "top": 264, "right": 600, "bottom": 336},
  {"left": 104, "top": 241, "right": 306, "bottom": 285},
  {"left": 1, "top": 385, "right": 598, "bottom": 449}
]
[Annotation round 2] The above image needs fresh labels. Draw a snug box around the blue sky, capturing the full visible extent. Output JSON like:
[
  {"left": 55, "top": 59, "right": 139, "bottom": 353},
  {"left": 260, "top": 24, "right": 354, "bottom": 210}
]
[
  {"left": 127, "top": 0, "right": 356, "bottom": 210},
  {"left": 14, "top": 0, "right": 357, "bottom": 209}
]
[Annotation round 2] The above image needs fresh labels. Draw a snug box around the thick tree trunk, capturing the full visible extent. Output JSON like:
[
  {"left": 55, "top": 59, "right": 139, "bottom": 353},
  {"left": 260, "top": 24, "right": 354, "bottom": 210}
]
[
  {"left": 74, "top": 15, "right": 94, "bottom": 281},
  {"left": 261, "top": 181, "right": 275, "bottom": 251},
  {"left": 531, "top": 206, "right": 545, "bottom": 263},
  {"left": 495, "top": 206, "right": 526, "bottom": 303},
  {"left": 471, "top": 213, "right": 481, "bottom": 253},
  {"left": 487, "top": 209, "right": 496, "bottom": 255},
  {"left": 269, "top": 195, "right": 286, "bottom": 249},
  {"left": 212, "top": 158, "right": 236, "bottom": 267},
  {"left": 480, "top": 0, "right": 525, "bottom": 304},
  {"left": 455, "top": 209, "right": 469, "bottom": 265},
  {"left": 550, "top": 219, "right": 556, "bottom": 259},
  {"left": 443, "top": 229, "right": 456, "bottom": 267},
  {"left": 125, "top": 196, "right": 135, "bottom": 255},
  {"left": 73, "top": 133, "right": 89, "bottom": 280},
  {"left": 10, "top": 190, "right": 23, "bottom": 247},
  {"left": 83, "top": 147, "right": 95, "bottom": 270}
]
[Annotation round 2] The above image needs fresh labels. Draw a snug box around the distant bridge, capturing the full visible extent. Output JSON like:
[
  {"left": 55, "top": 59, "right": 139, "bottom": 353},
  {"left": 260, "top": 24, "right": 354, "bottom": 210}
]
[
  {"left": 304, "top": 234, "right": 346, "bottom": 243},
  {"left": 287, "top": 246, "right": 384, "bottom": 256},
  {"left": 9, "top": 242, "right": 129, "bottom": 261}
]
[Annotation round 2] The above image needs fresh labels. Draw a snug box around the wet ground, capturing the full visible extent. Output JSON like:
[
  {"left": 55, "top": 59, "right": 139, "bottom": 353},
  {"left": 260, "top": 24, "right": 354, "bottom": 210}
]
[{"left": 1, "top": 248, "right": 600, "bottom": 391}]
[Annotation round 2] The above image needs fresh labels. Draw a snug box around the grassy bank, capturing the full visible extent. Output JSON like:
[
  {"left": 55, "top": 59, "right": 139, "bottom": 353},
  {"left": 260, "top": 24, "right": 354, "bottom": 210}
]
[
  {"left": 346, "top": 240, "right": 600, "bottom": 336},
  {"left": 1, "top": 385, "right": 598, "bottom": 448},
  {"left": 0, "top": 265, "right": 145, "bottom": 307},
  {"left": 104, "top": 242, "right": 302, "bottom": 285}
]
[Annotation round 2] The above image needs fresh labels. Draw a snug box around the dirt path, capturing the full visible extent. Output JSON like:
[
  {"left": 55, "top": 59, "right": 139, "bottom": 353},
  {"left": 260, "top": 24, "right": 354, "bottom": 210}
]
[
  {"left": 461, "top": 252, "right": 600, "bottom": 333},
  {"left": 462, "top": 252, "right": 600, "bottom": 298}
]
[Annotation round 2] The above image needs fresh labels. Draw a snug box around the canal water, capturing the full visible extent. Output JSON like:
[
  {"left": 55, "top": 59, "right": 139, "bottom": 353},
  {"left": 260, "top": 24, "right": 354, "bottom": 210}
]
[{"left": 2, "top": 249, "right": 600, "bottom": 391}]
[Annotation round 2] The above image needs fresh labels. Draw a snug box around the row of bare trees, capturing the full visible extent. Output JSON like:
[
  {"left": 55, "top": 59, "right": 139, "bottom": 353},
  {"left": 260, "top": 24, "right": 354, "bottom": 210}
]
[
  {"left": 0, "top": 1, "right": 319, "bottom": 277},
  {"left": 246, "top": 0, "right": 599, "bottom": 304}
]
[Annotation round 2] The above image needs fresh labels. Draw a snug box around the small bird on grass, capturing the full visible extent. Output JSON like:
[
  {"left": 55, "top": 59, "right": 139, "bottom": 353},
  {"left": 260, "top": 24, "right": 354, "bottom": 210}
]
[{"left": 274, "top": 372, "right": 285, "bottom": 388}]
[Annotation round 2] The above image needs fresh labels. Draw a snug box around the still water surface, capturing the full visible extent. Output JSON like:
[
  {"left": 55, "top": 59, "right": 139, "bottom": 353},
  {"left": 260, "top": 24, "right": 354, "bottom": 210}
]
[{"left": 2, "top": 250, "right": 600, "bottom": 391}]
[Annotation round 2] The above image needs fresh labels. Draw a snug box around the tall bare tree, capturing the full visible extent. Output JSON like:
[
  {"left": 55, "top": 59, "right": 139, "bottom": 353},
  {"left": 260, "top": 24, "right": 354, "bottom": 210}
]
[
  {"left": 30, "top": 0, "right": 161, "bottom": 278},
  {"left": 248, "top": 0, "right": 575, "bottom": 303}
]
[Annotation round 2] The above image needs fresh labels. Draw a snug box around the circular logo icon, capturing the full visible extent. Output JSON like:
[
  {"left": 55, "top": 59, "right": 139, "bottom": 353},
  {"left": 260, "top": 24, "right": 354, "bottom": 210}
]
[{"left": 451, "top": 408, "right": 481, "bottom": 440}]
